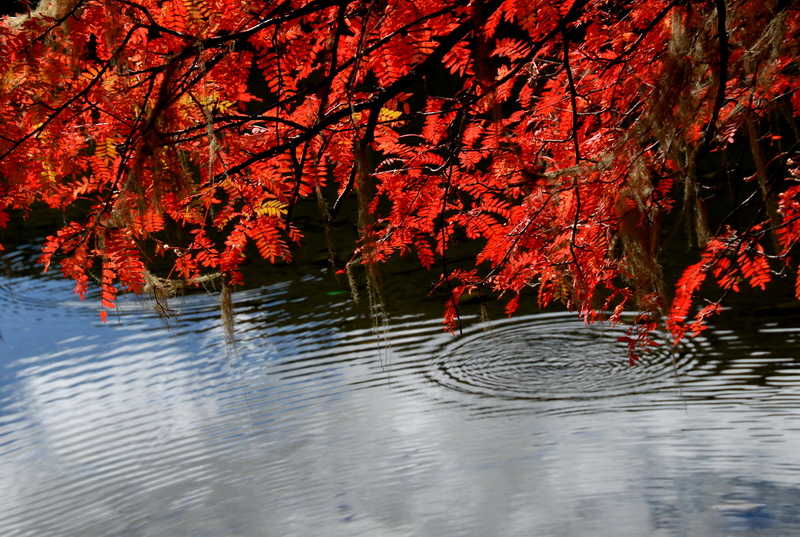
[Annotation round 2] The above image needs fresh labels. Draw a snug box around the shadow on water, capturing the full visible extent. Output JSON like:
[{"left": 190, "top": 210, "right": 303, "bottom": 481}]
[{"left": 1, "top": 241, "right": 800, "bottom": 536}]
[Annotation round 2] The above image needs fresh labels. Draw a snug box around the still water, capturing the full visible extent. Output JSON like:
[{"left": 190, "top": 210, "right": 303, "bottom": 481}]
[{"left": 1, "top": 249, "right": 800, "bottom": 536}]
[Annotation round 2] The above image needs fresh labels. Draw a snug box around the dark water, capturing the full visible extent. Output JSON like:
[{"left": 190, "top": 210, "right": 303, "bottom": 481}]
[{"left": 1, "top": 247, "right": 800, "bottom": 536}]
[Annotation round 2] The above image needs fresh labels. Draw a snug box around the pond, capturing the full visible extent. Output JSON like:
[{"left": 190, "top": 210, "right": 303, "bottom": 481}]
[{"left": 1, "top": 245, "right": 800, "bottom": 536}]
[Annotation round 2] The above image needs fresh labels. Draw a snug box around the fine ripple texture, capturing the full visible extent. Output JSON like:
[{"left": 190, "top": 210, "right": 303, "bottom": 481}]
[{"left": 2, "top": 258, "right": 800, "bottom": 537}]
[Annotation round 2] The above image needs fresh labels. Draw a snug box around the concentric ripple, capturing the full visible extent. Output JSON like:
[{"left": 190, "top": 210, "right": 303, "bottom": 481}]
[{"left": 425, "top": 313, "right": 704, "bottom": 403}]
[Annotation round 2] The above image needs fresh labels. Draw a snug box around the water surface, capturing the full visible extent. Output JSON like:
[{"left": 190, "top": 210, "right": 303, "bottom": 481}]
[{"left": 1, "top": 252, "right": 799, "bottom": 536}]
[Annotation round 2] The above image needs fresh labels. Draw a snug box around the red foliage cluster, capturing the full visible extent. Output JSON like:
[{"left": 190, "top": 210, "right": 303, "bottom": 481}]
[{"left": 0, "top": 0, "right": 798, "bottom": 358}]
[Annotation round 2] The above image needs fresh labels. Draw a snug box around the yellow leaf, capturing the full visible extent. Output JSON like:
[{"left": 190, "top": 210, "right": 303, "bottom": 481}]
[
  {"left": 97, "top": 137, "right": 118, "bottom": 162},
  {"left": 378, "top": 107, "right": 403, "bottom": 122},
  {"left": 40, "top": 165, "right": 58, "bottom": 183},
  {"left": 255, "top": 200, "right": 287, "bottom": 218}
]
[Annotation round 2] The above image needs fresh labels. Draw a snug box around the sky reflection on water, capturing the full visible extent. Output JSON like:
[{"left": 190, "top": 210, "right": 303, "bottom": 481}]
[{"left": 1, "top": 271, "right": 800, "bottom": 537}]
